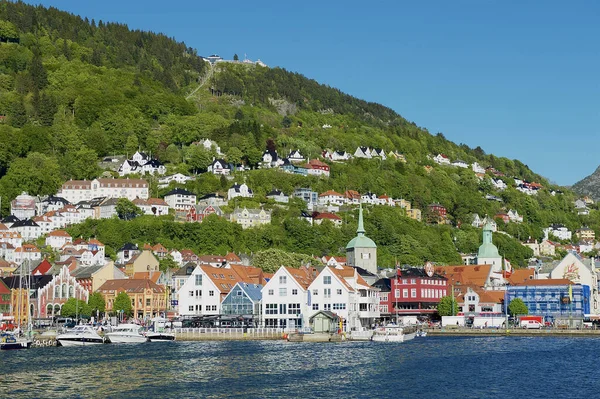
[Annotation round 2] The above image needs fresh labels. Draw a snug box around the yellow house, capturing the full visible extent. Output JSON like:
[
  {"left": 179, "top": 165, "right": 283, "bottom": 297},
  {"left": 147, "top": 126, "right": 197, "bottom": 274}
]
[
  {"left": 92, "top": 262, "right": 128, "bottom": 292},
  {"left": 407, "top": 208, "right": 422, "bottom": 222},
  {"left": 96, "top": 279, "right": 167, "bottom": 319},
  {"left": 124, "top": 250, "right": 159, "bottom": 278}
]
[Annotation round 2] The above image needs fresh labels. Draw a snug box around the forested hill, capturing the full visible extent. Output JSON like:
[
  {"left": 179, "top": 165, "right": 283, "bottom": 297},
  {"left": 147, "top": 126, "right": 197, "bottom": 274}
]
[{"left": 0, "top": 1, "right": 589, "bottom": 268}]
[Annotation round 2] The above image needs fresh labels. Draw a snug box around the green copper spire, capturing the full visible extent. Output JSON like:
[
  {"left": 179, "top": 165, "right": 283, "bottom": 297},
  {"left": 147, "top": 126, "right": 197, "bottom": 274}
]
[
  {"left": 478, "top": 218, "right": 500, "bottom": 258},
  {"left": 357, "top": 203, "right": 365, "bottom": 235}
]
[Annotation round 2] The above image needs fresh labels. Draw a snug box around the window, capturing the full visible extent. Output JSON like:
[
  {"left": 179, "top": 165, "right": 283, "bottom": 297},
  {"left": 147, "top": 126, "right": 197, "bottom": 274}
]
[
  {"left": 336, "top": 289, "right": 342, "bottom": 295},
  {"left": 312, "top": 289, "right": 318, "bottom": 296},
  {"left": 410, "top": 279, "right": 416, "bottom": 284},
  {"left": 279, "top": 288, "right": 287, "bottom": 297},
  {"left": 333, "top": 303, "right": 346, "bottom": 310},
  {"left": 189, "top": 291, "right": 194, "bottom": 297},
  {"left": 402, "top": 279, "right": 407, "bottom": 285},
  {"left": 394, "top": 289, "right": 400, "bottom": 298},
  {"left": 289, "top": 303, "right": 301, "bottom": 315},
  {"left": 237, "top": 290, "right": 243, "bottom": 296},
  {"left": 279, "top": 304, "right": 287, "bottom": 314},
  {"left": 212, "top": 305, "right": 217, "bottom": 311},
  {"left": 292, "top": 289, "right": 298, "bottom": 295},
  {"left": 279, "top": 275, "right": 287, "bottom": 284},
  {"left": 381, "top": 305, "right": 388, "bottom": 313},
  {"left": 189, "top": 306, "right": 193, "bottom": 312},
  {"left": 411, "top": 289, "right": 417, "bottom": 298},
  {"left": 266, "top": 304, "right": 277, "bottom": 314},
  {"left": 312, "top": 304, "right": 319, "bottom": 310},
  {"left": 324, "top": 288, "right": 331, "bottom": 299},
  {"left": 403, "top": 289, "right": 408, "bottom": 297},
  {"left": 209, "top": 291, "right": 214, "bottom": 297},
  {"left": 323, "top": 304, "right": 331, "bottom": 311},
  {"left": 219, "top": 274, "right": 225, "bottom": 279},
  {"left": 196, "top": 290, "right": 202, "bottom": 297},
  {"left": 323, "top": 276, "right": 331, "bottom": 285},
  {"left": 195, "top": 275, "right": 202, "bottom": 285},
  {"left": 146, "top": 299, "right": 151, "bottom": 306},
  {"left": 268, "top": 289, "right": 274, "bottom": 296}
]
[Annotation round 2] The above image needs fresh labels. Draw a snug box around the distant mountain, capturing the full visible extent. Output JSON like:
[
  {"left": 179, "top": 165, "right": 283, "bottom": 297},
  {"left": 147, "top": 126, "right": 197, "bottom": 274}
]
[{"left": 571, "top": 166, "right": 600, "bottom": 200}]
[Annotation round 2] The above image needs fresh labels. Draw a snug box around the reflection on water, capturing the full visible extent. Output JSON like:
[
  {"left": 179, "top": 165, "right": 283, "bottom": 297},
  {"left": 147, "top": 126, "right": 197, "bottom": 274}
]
[{"left": 2, "top": 337, "right": 600, "bottom": 398}]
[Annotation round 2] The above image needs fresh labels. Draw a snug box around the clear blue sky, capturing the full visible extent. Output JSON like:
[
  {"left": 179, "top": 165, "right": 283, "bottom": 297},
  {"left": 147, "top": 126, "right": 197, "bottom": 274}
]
[{"left": 29, "top": 0, "right": 599, "bottom": 186}]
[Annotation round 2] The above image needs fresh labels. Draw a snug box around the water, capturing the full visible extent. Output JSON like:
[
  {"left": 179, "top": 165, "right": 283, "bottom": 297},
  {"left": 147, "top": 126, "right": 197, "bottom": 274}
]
[{"left": 2, "top": 336, "right": 600, "bottom": 398}]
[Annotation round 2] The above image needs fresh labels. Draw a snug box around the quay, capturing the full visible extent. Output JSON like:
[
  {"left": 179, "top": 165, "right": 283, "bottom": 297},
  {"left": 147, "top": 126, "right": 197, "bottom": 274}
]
[{"left": 427, "top": 327, "right": 600, "bottom": 337}]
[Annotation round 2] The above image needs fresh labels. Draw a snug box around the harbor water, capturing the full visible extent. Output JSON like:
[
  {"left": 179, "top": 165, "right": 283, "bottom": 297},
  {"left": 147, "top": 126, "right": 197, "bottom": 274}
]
[{"left": 2, "top": 336, "right": 599, "bottom": 398}]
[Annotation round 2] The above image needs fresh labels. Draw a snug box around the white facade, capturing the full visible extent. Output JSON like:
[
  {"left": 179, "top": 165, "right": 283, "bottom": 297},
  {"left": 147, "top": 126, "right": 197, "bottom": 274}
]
[
  {"left": 208, "top": 159, "right": 231, "bottom": 175},
  {"left": 261, "top": 267, "right": 310, "bottom": 329},
  {"left": 177, "top": 265, "right": 238, "bottom": 316},
  {"left": 164, "top": 189, "right": 196, "bottom": 211},
  {"left": 433, "top": 154, "right": 451, "bottom": 165},
  {"left": 158, "top": 173, "right": 195, "bottom": 188},
  {"left": 543, "top": 225, "right": 572, "bottom": 241},
  {"left": 318, "top": 191, "right": 345, "bottom": 207},
  {"left": 45, "top": 231, "right": 72, "bottom": 250},
  {"left": 58, "top": 178, "right": 149, "bottom": 203},
  {"left": 228, "top": 183, "right": 254, "bottom": 200}
]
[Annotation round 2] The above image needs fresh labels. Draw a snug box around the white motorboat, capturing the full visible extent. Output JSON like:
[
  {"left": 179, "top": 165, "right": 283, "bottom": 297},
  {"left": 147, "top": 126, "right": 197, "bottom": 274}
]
[
  {"left": 347, "top": 329, "right": 374, "bottom": 341},
  {"left": 105, "top": 324, "right": 147, "bottom": 343},
  {"left": 57, "top": 325, "right": 105, "bottom": 346},
  {"left": 0, "top": 332, "right": 32, "bottom": 350},
  {"left": 416, "top": 330, "right": 427, "bottom": 337},
  {"left": 145, "top": 318, "right": 175, "bottom": 342},
  {"left": 371, "top": 324, "right": 417, "bottom": 343}
]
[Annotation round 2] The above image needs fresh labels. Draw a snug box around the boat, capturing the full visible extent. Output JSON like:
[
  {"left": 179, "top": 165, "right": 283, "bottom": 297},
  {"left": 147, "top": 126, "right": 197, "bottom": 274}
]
[
  {"left": 145, "top": 318, "right": 175, "bottom": 342},
  {"left": 371, "top": 324, "right": 417, "bottom": 343},
  {"left": 56, "top": 325, "right": 105, "bottom": 346},
  {"left": 105, "top": 323, "right": 148, "bottom": 343},
  {"left": 416, "top": 330, "right": 427, "bottom": 338},
  {"left": 0, "top": 331, "right": 32, "bottom": 350},
  {"left": 347, "top": 328, "right": 374, "bottom": 341}
]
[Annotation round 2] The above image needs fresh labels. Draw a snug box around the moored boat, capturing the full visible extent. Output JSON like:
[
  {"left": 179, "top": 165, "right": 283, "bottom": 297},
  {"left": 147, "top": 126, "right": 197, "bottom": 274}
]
[
  {"left": 0, "top": 332, "right": 32, "bottom": 350},
  {"left": 105, "top": 324, "right": 147, "bottom": 343},
  {"left": 56, "top": 325, "right": 105, "bottom": 346},
  {"left": 145, "top": 331, "right": 175, "bottom": 342},
  {"left": 371, "top": 324, "right": 417, "bottom": 342}
]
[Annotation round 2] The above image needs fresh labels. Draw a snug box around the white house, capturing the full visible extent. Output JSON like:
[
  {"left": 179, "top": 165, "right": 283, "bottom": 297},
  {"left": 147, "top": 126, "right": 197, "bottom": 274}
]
[
  {"left": 361, "top": 192, "right": 378, "bottom": 205},
  {"left": 471, "top": 162, "right": 486, "bottom": 174},
  {"left": 543, "top": 224, "right": 572, "bottom": 241},
  {"left": 354, "top": 147, "right": 372, "bottom": 159},
  {"left": 261, "top": 266, "right": 313, "bottom": 329},
  {"left": 507, "top": 209, "right": 523, "bottom": 223},
  {"left": 195, "top": 138, "right": 222, "bottom": 155},
  {"left": 492, "top": 179, "right": 507, "bottom": 190},
  {"left": 13, "top": 244, "right": 41, "bottom": 265},
  {"left": 370, "top": 148, "right": 387, "bottom": 160},
  {"left": 133, "top": 198, "right": 170, "bottom": 216},
  {"left": 287, "top": 150, "right": 305, "bottom": 163},
  {"left": 10, "top": 192, "right": 37, "bottom": 220},
  {"left": 207, "top": 159, "right": 231, "bottom": 175},
  {"left": 229, "top": 208, "right": 271, "bottom": 229},
  {"left": 266, "top": 189, "right": 289, "bottom": 204},
  {"left": 164, "top": 188, "right": 196, "bottom": 211},
  {"left": 318, "top": 191, "right": 345, "bottom": 207},
  {"left": 452, "top": 160, "right": 469, "bottom": 168},
  {"left": 45, "top": 230, "right": 72, "bottom": 250},
  {"left": 324, "top": 150, "right": 351, "bottom": 162},
  {"left": 433, "top": 154, "right": 451, "bottom": 165},
  {"left": 158, "top": 173, "right": 195, "bottom": 188},
  {"left": 228, "top": 183, "right": 253, "bottom": 200},
  {"left": 261, "top": 150, "right": 284, "bottom": 168},
  {"left": 58, "top": 178, "right": 149, "bottom": 203},
  {"left": 10, "top": 219, "right": 42, "bottom": 241}
]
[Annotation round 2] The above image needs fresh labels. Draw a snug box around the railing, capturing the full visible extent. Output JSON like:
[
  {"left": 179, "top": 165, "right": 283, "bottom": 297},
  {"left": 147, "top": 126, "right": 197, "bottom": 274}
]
[{"left": 173, "top": 327, "right": 291, "bottom": 340}]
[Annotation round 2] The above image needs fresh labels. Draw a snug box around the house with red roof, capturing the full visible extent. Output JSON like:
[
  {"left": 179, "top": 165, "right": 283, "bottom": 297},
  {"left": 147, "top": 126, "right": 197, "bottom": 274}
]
[
  {"left": 305, "top": 159, "right": 330, "bottom": 177},
  {"left": 313, "top": 212, "right": 342, "bottom": 227},
  {"left": 318, "top": 190, "right": 345, "bottom": 207},
  {"left": 45, "top": 230, "right": 72, "bottom": 250}
]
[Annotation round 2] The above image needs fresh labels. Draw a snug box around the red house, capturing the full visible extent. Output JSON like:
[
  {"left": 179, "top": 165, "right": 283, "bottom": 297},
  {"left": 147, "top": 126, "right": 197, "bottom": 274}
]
[
  {"left": 427, "top": 203, "right": 447, "bottom": 224},
  {"left": 374, "top": 266, "right": 448, "bottom": 318}
]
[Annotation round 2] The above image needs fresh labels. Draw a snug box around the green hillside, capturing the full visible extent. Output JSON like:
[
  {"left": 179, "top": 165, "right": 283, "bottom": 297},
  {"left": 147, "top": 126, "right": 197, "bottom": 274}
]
[{"left": 0, "top": 1, "right": 591, "bottom": 268}]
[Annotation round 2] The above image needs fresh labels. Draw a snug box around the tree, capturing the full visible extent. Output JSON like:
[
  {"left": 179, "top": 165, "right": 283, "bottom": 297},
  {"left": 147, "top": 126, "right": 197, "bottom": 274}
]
[
  {"left": 226, "top": 146, "right": 243, "bottom": 166},
  {"left": 508, "top": 298, "right": 529, "bottom": 317},
  {"left": 113, "top": 291, "right": 133, "bottom": 316},
  {"left": 88, "top": 292, "right": 106, "bottom": 316},
  {"left": 187, "top": 145, "right": 211, "bottom": 173},
  {"left": 116, "top": 198, "right": 143, "bottom": 220},
  {"left": 60, "top": 298, "right": 91, "bottom": 318},
  {"left": 437, "top": 295, "right": 458, "bottom": 316},
  {"left": 233, "top": 53, "right": 239, "bottom": 61},
  {"left": 159, "top": 255, "right": 179, "bottom": 272},
  {"left": 0, "top": 20, "right": 19, "bottom": 42},
  {"left": 125, "top": 134, "right": 140, "bottom": 157}
]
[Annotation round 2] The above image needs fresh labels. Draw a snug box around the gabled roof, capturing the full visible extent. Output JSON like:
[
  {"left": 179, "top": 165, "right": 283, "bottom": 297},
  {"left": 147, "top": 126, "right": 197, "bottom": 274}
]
[
  {"left": 319, "top": 190, "right": 343, "bottom": 197},
  {"left": 314, "top": 212, "right": 341, "bottom": 221},
  {"left": 435, "top": 265, "right": 492, "bottom": 288},
  {"left": 97, "top": 279, "right": 165, "bottom": 294},
  {"left": 119, "top": 243, "right": 138, "bottom": 252},
  {"left": 511, "top": 278, "right": 573, "bottom": 286},
  {"left": 285, "top": 267, "right": 313, "bottom": 290},
  {"left": 133, "top": 271, "right": 162, "bottom": 284},
  {"left": 11, "top": 219, "right": 40, "bottom": 228},
  {"left": 200, "top": 265, "right": 248, "bottom": 295},
  {"left": 31, "top": 259, "right": 53, "bottom": 276},
  {"left": 507, "top": 269, "right": 535, "bottom": 285},
  {"left": 235, "top": 282, "right": 263, "bottom": 302},
  {"left": 48, "top": 230, "right": 71, "bottom": 238},
  {"left": 165, "top": 188, "right": 195, "bottom": 196}
]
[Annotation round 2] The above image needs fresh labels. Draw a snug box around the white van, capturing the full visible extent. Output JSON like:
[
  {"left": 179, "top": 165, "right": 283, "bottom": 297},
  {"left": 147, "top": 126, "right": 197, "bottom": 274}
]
[{"left": 521, "top": 320, "right": 542, "bottom": 329}]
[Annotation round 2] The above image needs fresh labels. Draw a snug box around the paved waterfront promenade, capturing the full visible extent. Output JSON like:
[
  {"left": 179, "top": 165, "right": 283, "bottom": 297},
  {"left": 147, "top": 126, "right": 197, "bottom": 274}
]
[{"left": 427, "top": 327, "right": 600, "bottom": 337}]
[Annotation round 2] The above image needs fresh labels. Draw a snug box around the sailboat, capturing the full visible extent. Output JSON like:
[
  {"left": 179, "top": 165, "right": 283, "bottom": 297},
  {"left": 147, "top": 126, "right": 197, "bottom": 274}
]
[{"left": 1, "top": 260, "right": 33, "bottom": 350}]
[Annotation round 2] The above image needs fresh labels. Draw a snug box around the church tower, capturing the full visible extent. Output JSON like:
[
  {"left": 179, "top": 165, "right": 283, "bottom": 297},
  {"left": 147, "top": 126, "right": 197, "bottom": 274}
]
[
  {"left": 477, "top": 219, "right": 502, "bottom": 273},
  {"left": 346, "top": 204, "right": 378, "bottom": 274}
]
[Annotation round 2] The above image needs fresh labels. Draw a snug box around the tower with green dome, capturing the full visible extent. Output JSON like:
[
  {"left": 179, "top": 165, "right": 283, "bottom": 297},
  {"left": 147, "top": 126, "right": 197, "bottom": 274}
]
[
  {"left": 346, "top": 204, "right": 378, "bottom": 274},
  {"left": 477, "top": 219, "right": 502, "bottom": 273}
]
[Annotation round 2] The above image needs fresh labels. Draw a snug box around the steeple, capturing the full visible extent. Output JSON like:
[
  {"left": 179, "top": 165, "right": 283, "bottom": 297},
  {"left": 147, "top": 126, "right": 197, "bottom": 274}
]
[{"left": 357, "top": 203, "right": 365, "bottom": 236}]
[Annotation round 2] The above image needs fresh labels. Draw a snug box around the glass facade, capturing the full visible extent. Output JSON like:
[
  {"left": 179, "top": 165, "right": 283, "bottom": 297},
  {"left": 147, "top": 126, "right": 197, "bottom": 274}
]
[{"left": 506, "top": 284, "right": 590, "bottom": 321}]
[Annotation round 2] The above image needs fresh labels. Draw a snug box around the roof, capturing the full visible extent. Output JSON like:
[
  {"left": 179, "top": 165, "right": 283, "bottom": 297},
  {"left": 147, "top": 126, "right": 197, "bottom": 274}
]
[
  {"left": 314, "top": 212, "right": 341, "bottom": 221},
  {"left": 71, "top": 264, "right": 105, "bottom": 279},
  {"left": 511, "top": 278, "right": 573, "bottom": 286},
  {"left": 133, "top": 271, "right": 162, "bottom": 284},
  {"left": 477, "top": 290, "right": 505, "bottom": 304},
  {"left": 96, "top": 279, "right": 165, "bottom": 294},
  {"left": 319, "top": 190, "right": 343, "bottom": 197},
  {"left": 236, "top": 282, "right": 263, "bottom": 302},
  {"left": 507, "top": 269, "right": 535, "bottom": 285},
  {"left": 11, "top": 219, "right": 40, "bottom": 228},
  {"left": 435, "top": 265, "right": 492, "bottom": 288},
  {"left": 309, "top": 310, "right": 339, "bottom": 321},
  {"left": 285, "top": 267, "right": 313, "bottom": 290},
  {"left": 48, "top": 230, "right": 71, "bottom": 237},
  {"left": 165, "top": 188, "right": 195, "bottom": 196},
  {"left": 200, "top": 265, "right": 249, "bottom": 295},
  {"left": 31, "top": 259, "right": 53, "bottom": 276}
]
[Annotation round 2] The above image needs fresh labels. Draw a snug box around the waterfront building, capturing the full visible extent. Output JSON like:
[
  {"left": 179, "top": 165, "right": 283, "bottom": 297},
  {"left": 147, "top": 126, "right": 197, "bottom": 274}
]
[
  {"left": 261, "top": 266, "right": 313, "bottom": 329},
  {"left": 549, "top": 253, "right": 599, "bottom": 315},
  {"left": 34, "top": 265, "right": 88, "bottom": 319},
  {"left": 221, "top": 282, "right": 263, "bottom": 317},
  {"left": 375, "top": 266, "right": 448, "bottom": 319},
  {"left": 346, "top": 205, "right": 377, "bottom": 275},
  {"left": 97, "top": 279, "right": 167, "bottom": 319}
]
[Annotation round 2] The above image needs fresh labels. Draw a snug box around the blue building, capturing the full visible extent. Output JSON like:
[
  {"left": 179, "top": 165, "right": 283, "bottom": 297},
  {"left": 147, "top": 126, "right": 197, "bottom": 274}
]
[
  {"left": 506, "top": 281, "right": 590, "bottom": 321},
  {"left": 221, "top": 282, "right": 263, "bottom": 316}
]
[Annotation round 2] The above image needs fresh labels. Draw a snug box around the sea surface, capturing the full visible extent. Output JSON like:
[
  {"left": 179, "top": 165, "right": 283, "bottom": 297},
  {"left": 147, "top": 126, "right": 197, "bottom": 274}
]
[{"left": 1, "top": 336, "right": 599, "bottom": 398}]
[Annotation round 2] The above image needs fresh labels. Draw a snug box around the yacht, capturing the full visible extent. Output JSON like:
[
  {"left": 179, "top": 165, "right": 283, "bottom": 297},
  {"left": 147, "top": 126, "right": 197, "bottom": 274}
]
[
  {"left": 145, "top": 317, "right": 175, "bottom": 342},
  {"left": 0, "top": 331, "right": 32, "bottom": 350},
  {"left": 56, "top": 325, "right": 105, "bottom": 346},
  {"left": 371, "top": 324, "right": 417, "bottom": 343},
  {"left": 105, "top": 324, "right": 147, "bottom": 343}
]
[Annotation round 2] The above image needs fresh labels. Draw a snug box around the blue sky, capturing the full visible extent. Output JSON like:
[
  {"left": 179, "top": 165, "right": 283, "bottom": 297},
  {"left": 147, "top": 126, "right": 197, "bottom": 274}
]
[{"left": 29, "top": 1, "right": 599, "bottom": 185}]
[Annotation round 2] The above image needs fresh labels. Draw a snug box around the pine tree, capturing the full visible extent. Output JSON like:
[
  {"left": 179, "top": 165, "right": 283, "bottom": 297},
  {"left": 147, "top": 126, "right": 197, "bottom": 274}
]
[{"left": 29, "top": 47, "right": 47, "bottom": 90}]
